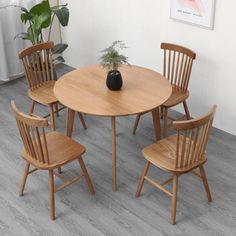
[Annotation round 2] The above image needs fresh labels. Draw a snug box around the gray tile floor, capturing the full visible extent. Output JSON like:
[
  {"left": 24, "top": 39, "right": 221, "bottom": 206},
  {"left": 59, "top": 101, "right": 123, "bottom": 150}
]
[{"left": 0, "top": 64, "right": 235, "bottom": 236}]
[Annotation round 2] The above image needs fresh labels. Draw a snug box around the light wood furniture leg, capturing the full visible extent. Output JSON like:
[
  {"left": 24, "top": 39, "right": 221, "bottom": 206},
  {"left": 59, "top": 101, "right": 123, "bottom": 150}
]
[
  {"left": 49, "top": 169, "right": 55, "bottom": 220},
  {"left": 78, "top": 112, "right": 87, "bottom": 130},
  {"left": 66, "top": 108, "right": 75, "bottom": 137},
  {"left": 55, "top": 103, "right": 59, "bottom": 117},
  {"left": 111, "top": 116, "right": 117, "bottom": 192},
  {"left": 49, "top": 104, "right": 55, "bottom": 131},
  {"left": 78, "top": 157, "right": 95, "bottom": 194},
  {"left": 135, "top": 161, "right": 150, "bottom": 197},
  {"left": 163, "top": 107, "right": 168, "bottom": 138},
  {"left": 199, "top": 165, "right": 212, "bottom": 202},
  {"left": 28, "top": 100, "right": 35, "bottom": 115},
  {"left": 171, "top": 174, "right": 178, "bottom": 225},
  {"left": 132, "top": 114, "right": 141, "bottom": 135},
  {"left": 19, "top": 162, "right": 30, "bottom": 196},
  {"left": 152, "top": 107, "right": 161, "bottom": 141},
  {"left": 183, "top": 100, "right": 191, "bottom": 120}
]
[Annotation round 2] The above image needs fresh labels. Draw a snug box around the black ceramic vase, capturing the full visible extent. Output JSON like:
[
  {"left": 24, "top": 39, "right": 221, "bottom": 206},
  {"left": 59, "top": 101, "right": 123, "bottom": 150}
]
[{"left": 106, "top": 70, "right": 123, "bottom": 91}]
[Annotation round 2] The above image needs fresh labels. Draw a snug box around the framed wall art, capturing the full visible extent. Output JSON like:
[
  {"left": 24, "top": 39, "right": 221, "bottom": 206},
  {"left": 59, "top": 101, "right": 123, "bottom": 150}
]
[{"left": 170, "top": 0, "right": 216, "bottom": 29}]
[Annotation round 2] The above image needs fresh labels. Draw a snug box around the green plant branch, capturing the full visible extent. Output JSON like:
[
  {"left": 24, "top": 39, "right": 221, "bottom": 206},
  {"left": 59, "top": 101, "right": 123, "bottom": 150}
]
[
  {"left": 48, "top": 13, "right": 56, "bottom": 41},
  {"left": 28, "top": 21, "right": 35, "bottom": 44}
]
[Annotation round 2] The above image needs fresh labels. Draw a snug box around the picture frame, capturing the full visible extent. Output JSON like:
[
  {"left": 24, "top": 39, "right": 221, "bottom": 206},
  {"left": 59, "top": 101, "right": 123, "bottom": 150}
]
[{"left": 170, "top": 0, "right": 216, "bottom": 30}]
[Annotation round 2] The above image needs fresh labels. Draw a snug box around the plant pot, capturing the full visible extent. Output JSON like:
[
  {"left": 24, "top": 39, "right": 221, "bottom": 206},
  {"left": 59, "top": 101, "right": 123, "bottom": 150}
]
[{"left": 106, "top": 70, "right": 123, "bottom": 91}]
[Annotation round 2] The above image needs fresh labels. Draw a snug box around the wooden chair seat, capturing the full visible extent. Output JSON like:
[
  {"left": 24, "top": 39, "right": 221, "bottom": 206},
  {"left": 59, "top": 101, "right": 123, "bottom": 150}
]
[
  {"left": 11, "top": 101, "right": 95, "bottom": 220},
  {"left": 19, "top": 42, "right": 88, "bottom": 131},
  {"left": 22, "top": 131, "right": 86, "bottom": 170},
  {"left": 132, "top": 43, "right": 196, "bottom": 137},
  {"left": 28, "top": 81, "right": 58, "bottom": 105},
  {"left": 142, "top": 135, "right": 207, "bottom": 173},
  {"left": 136, "top": 106, "right": 216, "bottom": 224},
  {"left": 162, "top": 87, "right": 189, "bottom": 108}
]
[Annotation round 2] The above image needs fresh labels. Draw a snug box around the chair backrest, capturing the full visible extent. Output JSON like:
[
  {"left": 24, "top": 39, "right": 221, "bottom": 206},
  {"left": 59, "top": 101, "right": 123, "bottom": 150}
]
[
  {"left": 172, "top": 105, "right": 216, "bottom": 170},
  {"left": 11, "top": 101, "right": 50, "bottom": 165},
  {"left": 161, "top": 43, "right": 196, "bottom": 92},
  {"left": 18, "top": 41, "right": 55, "bottom": 91}
]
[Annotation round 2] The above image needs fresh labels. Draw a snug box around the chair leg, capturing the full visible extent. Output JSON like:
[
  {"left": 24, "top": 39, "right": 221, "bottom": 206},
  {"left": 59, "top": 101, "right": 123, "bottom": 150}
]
[
  {"left": 163, "top": 107, "right": 168, "bottom": 138},
  {"left": 49, "top": 104, "right": 55, "bottom": 131},
  {"left": 78, "top": 112, "right": 87, "bottom": 130},
  {"left": 19, "top": 162, "right": 30, "bottom": 196},
  {"left": 171, "top": 174, "right": 178, "bottom": 225},
  {"left": 78, "top": 157, "right": 95, "bottom": 194},
  {"left": 49, "top": 170, "right": 55, "bottom": 220},
  {"left": 28, "top": 100, "right": 35, "bottom": 115},
  {"left": 135, "top": 161, "right": 150, "bottom": 197},
  {"left": 183, "top": 100, "right": 191, "bottom": 120},
  {"left": 132, "top": 114, "right": 141, "bottom": 135},
  {"left": 55, "top": 103, "right": 59, "bottom": 117},
  {"left": 199, "top": 165, "right": 212, "bottom": 202}
]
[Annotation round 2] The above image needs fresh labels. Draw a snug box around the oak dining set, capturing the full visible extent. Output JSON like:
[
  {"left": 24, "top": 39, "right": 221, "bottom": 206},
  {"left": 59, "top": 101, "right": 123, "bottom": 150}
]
[{"left": 11, "top": 41, "right": 216, "bottom": 224}]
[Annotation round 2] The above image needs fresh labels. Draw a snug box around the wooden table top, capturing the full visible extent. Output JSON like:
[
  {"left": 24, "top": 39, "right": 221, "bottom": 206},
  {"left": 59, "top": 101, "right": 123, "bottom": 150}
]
[{"left": 54, "top": 64, "right": 172, "bottom": 117}]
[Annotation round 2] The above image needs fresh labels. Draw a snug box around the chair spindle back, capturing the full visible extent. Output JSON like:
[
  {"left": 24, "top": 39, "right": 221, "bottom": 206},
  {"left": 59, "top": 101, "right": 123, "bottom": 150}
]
[
  {"left": 173, "top": 105, "right": 216, "bottom": 169},
  {"left": 161, "top": 43, "right": 196, "bottom": 92},
  {"left": 11, "top": 101, "right": 50, "bottom": 165},
  {"left": 18, "top": 42, "right": 55, "bottom": 91}
]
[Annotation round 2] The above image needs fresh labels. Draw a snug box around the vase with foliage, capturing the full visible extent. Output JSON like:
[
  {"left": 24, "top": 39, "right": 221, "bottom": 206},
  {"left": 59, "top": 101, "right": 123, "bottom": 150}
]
[{"left": 99, "top": 40, "right": 129, "bottom": 91}]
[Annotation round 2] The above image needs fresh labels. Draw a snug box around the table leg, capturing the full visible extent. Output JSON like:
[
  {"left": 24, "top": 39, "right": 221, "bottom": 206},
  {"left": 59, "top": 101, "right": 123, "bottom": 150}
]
[
  {"left": 66, "top": 108, "right": 75, "bottom": 137},
  {"left": 111, "top": 116, "right": 117, "bottom": 192},
  {"left": 152, "top": 107, "right": 161, "bottom": 141}
]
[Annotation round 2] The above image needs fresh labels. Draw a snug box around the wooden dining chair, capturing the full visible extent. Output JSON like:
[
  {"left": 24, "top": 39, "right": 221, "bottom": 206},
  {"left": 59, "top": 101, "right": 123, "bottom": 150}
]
[
  {"left": 132, "top": 43, "right": 196, "bottom": 137},
  {"left": 18, "top": 41, "right": 87, "bottom": 131},
  {"left": 11, "top": 101, "right": 95, "bottom": 220},
  {"left": 135, "top": 105, "right": 216, "bottom": 224}
]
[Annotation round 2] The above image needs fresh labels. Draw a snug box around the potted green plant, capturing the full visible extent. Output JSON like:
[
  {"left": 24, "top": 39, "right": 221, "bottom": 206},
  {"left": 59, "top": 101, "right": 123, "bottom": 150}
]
[
  {"left": 0, "top": 0, "right": 69, "bottom": 64},
  {"left": 15, "top": 0, "right": 69, "bottom": 64},
  {"left": 99, "top": 40, "right": 129, "bottom": 91}
]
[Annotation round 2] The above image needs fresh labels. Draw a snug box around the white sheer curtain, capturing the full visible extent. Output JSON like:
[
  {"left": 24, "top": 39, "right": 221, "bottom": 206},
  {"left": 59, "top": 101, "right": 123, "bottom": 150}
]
[{"left": 0, "top": 0, "right": 39, "bottom": 83}]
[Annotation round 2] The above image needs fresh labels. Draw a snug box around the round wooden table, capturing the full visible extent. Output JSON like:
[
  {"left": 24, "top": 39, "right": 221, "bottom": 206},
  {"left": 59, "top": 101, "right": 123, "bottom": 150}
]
[{"left": 54, "top": 64, "right": 172, "bottom": 191}]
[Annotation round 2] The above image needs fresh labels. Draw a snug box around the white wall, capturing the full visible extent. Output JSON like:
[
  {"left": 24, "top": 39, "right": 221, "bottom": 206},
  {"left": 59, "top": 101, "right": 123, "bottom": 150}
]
[{"left": 61, "top": 0, "right": 236, "bottom": 136}]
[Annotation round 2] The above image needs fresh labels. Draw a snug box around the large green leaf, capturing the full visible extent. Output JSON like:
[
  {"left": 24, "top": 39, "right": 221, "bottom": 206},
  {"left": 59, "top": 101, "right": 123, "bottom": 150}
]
[
  {"left": 30, "top": 0, "right": 51, "bottom": 28},
  {"left": 34, "top": 12, "right": 51, "bottom": 30},
  {"left": 20, "top": 12, "right": 34, "bottom": 24},
  {"left": 30, "top": 0, "right": 50, "bottom": 14},
  {"left": 52, "top": 7, "right": 69, "bottom": 27},
  {"left": 53, "top": 56, "right": 65, "bottom": 63},
  {"left": 52, "top": 43, "right": 68, "bottom": 54}
]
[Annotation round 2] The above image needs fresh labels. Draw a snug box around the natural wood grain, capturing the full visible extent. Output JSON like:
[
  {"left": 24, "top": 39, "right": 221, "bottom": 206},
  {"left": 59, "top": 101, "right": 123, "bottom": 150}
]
[
  {"left": 1, "top": 63, "right": 235, "bottom": 235},
  {"left": 54, "top": 64, "right": 172, "bottom": 117},
  {"left": 66, "top": 108, "right": 75, "bottom": 137},
  {"left": 49, "top": 169, "right": 55, "bottom": 220},
  {"left": 55, "top": 64, "right": 172, "bottom": 191},
  {"left": 136, "top": 106, "right": 216, "bottom": 224},
  {"left": 78, "top": 157, "right": 95, "bottom": 195},
  {"left": 11, "top": 101, "right": 94, "bottom": 220},
  {"left": 152, "top": 108, "right": 161, "bottom": 141},
  {"left": 132, "top": 43, "right": 196, "bottom": 137},
  {"left": 112, "top": 116, "right": 117, "bottom": 192},
  {"left": 171, "top": 174, "right": 178, "bottom": 225},
  {"left": 18, "top": 163, "right": 30, "bottom": 196},
  {"left": 161, "top": 43, "right": 196, "bottom": 137},
  {"left": 18, "top": 42, "right": 87, "bottom": 130},
  {"left": 135, "top": 161, "right": 150, "bottom": 197}
]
